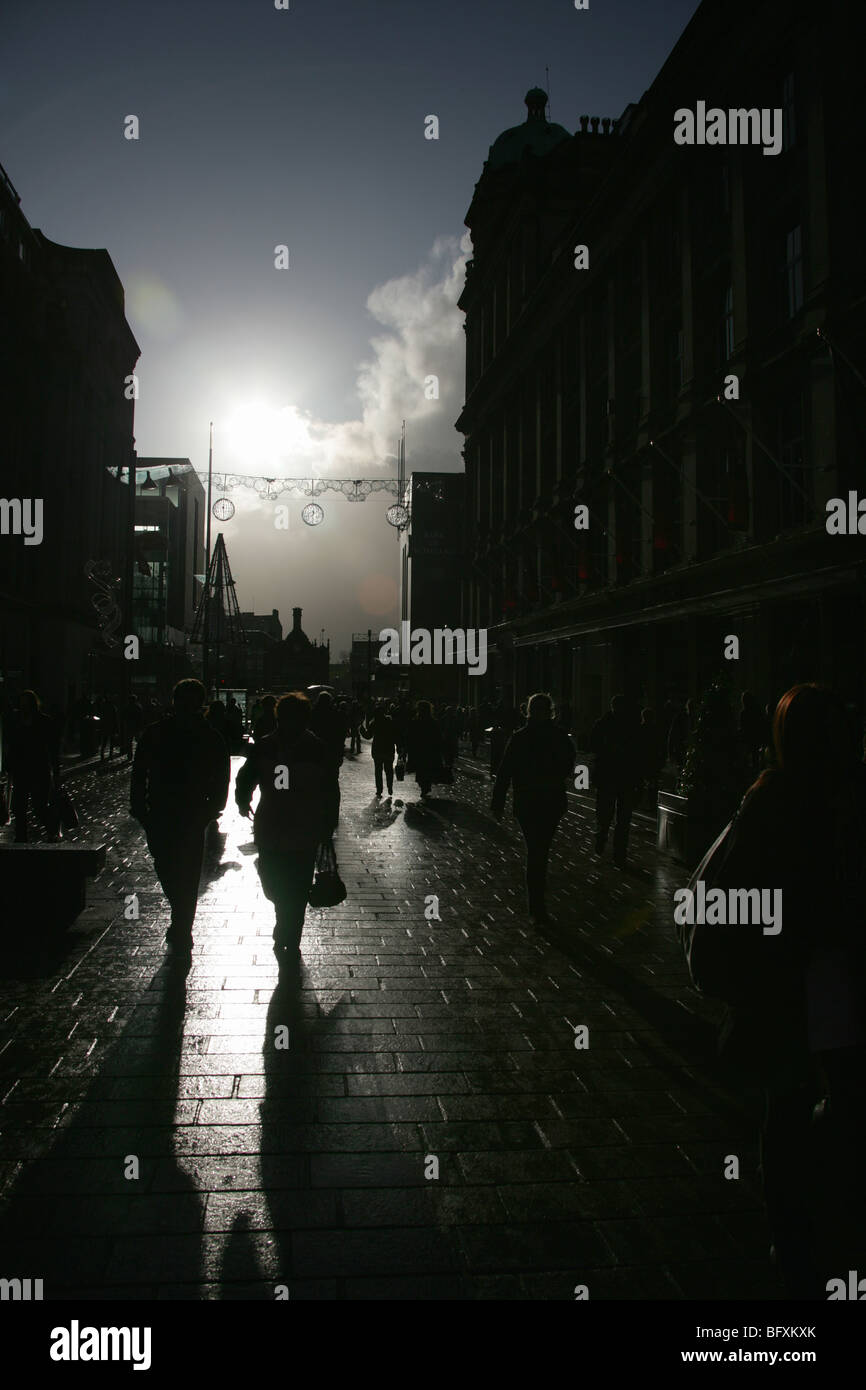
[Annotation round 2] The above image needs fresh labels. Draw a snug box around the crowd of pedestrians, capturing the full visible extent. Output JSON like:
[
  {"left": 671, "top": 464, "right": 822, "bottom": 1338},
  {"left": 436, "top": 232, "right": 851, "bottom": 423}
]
[{"left": 2, "top": 673, "right": 864, "bottom": 1298}]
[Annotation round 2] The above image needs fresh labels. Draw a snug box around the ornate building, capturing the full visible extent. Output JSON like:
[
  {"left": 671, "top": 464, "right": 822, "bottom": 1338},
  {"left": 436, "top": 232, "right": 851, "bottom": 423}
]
[
  {"left": 456, "top": 0, "right": 866, "bottom": 727},
  {"left": 264, "top": 608, "right": 329, "bottom": 692}
]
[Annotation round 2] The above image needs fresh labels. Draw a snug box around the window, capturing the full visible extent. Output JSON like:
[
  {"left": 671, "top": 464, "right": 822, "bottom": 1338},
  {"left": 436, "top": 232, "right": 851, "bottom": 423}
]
[
  {"left": 785, "top": 225, "right": 804, "bottom": 317},
  {"left": 782, "top": 72, "right": 796, "bottom": 150}
]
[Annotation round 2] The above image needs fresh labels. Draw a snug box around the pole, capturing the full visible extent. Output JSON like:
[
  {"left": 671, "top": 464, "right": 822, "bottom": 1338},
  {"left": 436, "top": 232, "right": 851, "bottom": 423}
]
[
  {"left": 203, "top": 421, "right": 213, "bottom": 694},
  {"left": 123, "top": 445, "right": 137, "bottom": 706},
  {"left": 367, "top": 628, "right": 372, "bottom": 702}
]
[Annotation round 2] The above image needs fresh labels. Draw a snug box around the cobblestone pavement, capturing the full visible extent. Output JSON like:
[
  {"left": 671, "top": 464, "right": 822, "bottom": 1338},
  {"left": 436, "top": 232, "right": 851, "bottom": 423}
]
[{"left": 0, "top": 745, "right": 783, "bottom": 1300}]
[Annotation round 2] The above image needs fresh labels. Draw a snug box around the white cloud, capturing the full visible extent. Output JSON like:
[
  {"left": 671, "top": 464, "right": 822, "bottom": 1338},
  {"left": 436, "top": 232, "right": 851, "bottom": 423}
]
[{"left": 217, "top": 232, "right": 470, "bottom": 488}]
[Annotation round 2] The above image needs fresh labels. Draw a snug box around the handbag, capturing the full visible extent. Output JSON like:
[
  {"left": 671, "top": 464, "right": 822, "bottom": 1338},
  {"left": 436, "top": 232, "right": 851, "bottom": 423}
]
[
  {"left": 395, "top": 759, "right": 405, "bottom": 782},
  {"left": 307, "top": 836, "right": 347, "bottom": 907}
]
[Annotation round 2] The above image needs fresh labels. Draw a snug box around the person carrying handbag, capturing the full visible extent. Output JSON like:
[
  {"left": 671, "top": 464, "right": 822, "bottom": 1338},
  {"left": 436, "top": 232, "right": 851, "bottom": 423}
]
[{"left": 235, "top": 691, "right": 339, "bottom": 970}]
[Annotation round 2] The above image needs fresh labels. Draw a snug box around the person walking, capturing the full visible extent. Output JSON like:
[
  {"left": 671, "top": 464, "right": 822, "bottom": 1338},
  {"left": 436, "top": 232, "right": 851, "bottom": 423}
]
[
  {"left": 406, "top": 701, "right": 442, "bottom": 799},
  {"left": 131, "top": 678, "right": 230, "bottom": 959},
  {"left": 590, "top": 694, "right": 642, "bottom": 869},
  {"left": 491, "top": 692, "right": 575, "bottom": 925},
  {"left": 225, "top": 695, "right": 244, "bottom": 750},
  {"left": 362, "top": 708, "right": 397, "bottom": 797},
  {"left": 235, "top": 692, "right": 339, "bottom": 969},
  {"left": 468, "top": 707, "right": 482, "bottom": 758},
  {"left": 440, "top": 705, "right": 459, "bottom": 773},
  {"left": 98, "top": 696, "right": 120, "bottom": 761},
  {"left": 7, "top": 689, "right": 61, "bottom": 843},
  {"left": 349, "top": 700, "right": 364, "bottom": 756},
  {"left": 310, "top": 691, "right": 345, "bottom": 769},
  {"left": 122, "top": 694, "right": 144, "bottom": 762},
  {"left": 253, "top": 694, "right": 277, "bottom": 743}
]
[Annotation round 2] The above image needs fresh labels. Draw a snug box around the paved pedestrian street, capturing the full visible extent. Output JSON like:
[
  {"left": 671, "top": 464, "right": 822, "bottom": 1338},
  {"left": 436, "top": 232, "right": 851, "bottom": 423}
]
[{"left": 0, "top": 749, "right": 783, "bottom": 1300}]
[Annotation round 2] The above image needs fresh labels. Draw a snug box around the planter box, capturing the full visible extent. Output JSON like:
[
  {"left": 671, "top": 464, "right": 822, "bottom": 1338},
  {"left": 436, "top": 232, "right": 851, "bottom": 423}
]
[
  {"left": 657, "top": 790, "right": 725, "bottom": 868},
  {"left": 0, "top": 842, "right": 107, "bottom": 926}
]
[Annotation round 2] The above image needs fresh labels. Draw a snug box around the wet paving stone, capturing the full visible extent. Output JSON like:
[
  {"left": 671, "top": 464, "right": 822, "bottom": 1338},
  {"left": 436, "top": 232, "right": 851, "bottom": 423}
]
[{"left": 0, "top": 747, "right": 781, "bottom": 1299}]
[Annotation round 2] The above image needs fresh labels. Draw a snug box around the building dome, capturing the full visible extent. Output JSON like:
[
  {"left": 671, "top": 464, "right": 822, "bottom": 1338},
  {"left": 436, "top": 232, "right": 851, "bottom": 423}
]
[{"left": 485, "top": 89, "right": 571, "bottom": 173}]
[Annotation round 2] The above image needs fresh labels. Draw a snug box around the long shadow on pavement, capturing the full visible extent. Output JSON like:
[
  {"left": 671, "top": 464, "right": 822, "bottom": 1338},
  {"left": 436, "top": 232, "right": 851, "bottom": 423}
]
[{"left": 0, "top": 958, "right": 204, "bottom": 1297}]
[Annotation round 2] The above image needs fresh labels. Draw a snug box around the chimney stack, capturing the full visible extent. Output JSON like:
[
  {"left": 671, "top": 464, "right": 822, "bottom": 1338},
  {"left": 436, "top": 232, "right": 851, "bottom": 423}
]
[{"left": 292, "top": 607, "right": 302, "bottom": 632}]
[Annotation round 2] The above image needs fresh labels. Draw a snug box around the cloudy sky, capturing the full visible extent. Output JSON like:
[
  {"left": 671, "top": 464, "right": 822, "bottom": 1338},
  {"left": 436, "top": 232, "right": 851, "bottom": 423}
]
[{"left": 1, "top": 0, "right": 698, "bottom": 651}]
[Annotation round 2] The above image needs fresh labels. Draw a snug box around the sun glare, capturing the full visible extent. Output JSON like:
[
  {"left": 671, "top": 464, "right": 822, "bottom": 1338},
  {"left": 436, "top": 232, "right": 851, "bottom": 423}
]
[{"left": 222, "top": 402, "right": 316, "bottom": 472}]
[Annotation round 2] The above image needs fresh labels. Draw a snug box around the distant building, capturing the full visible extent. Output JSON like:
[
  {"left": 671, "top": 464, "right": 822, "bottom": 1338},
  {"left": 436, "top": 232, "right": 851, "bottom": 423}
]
[
  {"left": 0, "top": 159, "right": 139, "bottom": 712},
  {"left": 132, "top": 460, "right": 205, "bottom": 699},
  {"left": 264, "top": 608, "right": 329, "bottom": 691},
  {"left": 398, "top": 472, "right": 465, "bottom": 701},
  {"left": 239, "top": 609, "right": 283, "bottom": 643}
]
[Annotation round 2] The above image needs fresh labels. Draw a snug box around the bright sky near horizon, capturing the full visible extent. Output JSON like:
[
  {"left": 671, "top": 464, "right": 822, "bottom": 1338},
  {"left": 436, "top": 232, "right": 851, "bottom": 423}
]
[{"left": 1, "top": 0, "right": 698, "bottom": 651}]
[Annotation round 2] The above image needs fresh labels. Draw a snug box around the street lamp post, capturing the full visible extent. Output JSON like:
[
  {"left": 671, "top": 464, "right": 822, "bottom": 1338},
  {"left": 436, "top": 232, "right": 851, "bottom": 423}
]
[{"left": 202, "top": 421, "right": 213, "bottom": 695}]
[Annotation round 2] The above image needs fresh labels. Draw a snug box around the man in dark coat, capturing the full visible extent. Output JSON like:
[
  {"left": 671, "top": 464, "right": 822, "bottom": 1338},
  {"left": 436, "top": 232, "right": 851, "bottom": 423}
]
[
  {"left": 361, "top": 709, "right": 397, "bottom": 797},
  {"left": 131, "top": 678, "right": 230, "bottom": 957},
  {"left": 406, "top": 701, "right": 442, "bottom": 799},
  {"left": 491, "top": 692, "right": 576, "bottom": 924},
  {"left": 590, "top": 694, "right": 642, "bottom": 868},
  {"left": 235, "top": 692, "right": 339, "bottom": 965}
]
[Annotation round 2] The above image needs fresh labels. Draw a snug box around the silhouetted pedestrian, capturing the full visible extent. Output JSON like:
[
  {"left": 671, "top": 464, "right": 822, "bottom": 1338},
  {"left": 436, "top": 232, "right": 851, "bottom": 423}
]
[
  {"left": 122, "top": 694, "right": 144, "bottom": 761},
  {"left": 468, "top": 707, "right": 482, "bottom": 757},
  {"left": 491, "top": 692, "right": 575, "bottom": 925},
  {"left": 253, "top": 694, "right": 277, "bottom": 743},
  {"left": 235, "top": 692, "right": 339, "bottom": 968},
  {"left": 361, "top": 708, "right": 397, "bottom": 797},
  {"left": 406, "top": 701, "right": 442, "bottom": 799},
  {"left": 440, "top": 705, "right": 459, "bottom": 771},
  {"left": 98, "top": 697, "right": 119, "bottom": 761},
  {"left": 131, "top": 679, "right": 230, "bottom": 958},
  {"left": 590, "top": 694, "right": 642, "bottom": 868},
  {"left": 225, "top": 695, "right": 244, "bottom": 749},
  {"left": 349, "top": 700, "right": 364, "bottom": 755},
  {"left": 310, "top": 691, "right": 346, "bottom": 769},
  {"left": 7, "top": 690, "right": 61, "bottom": 842}
]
